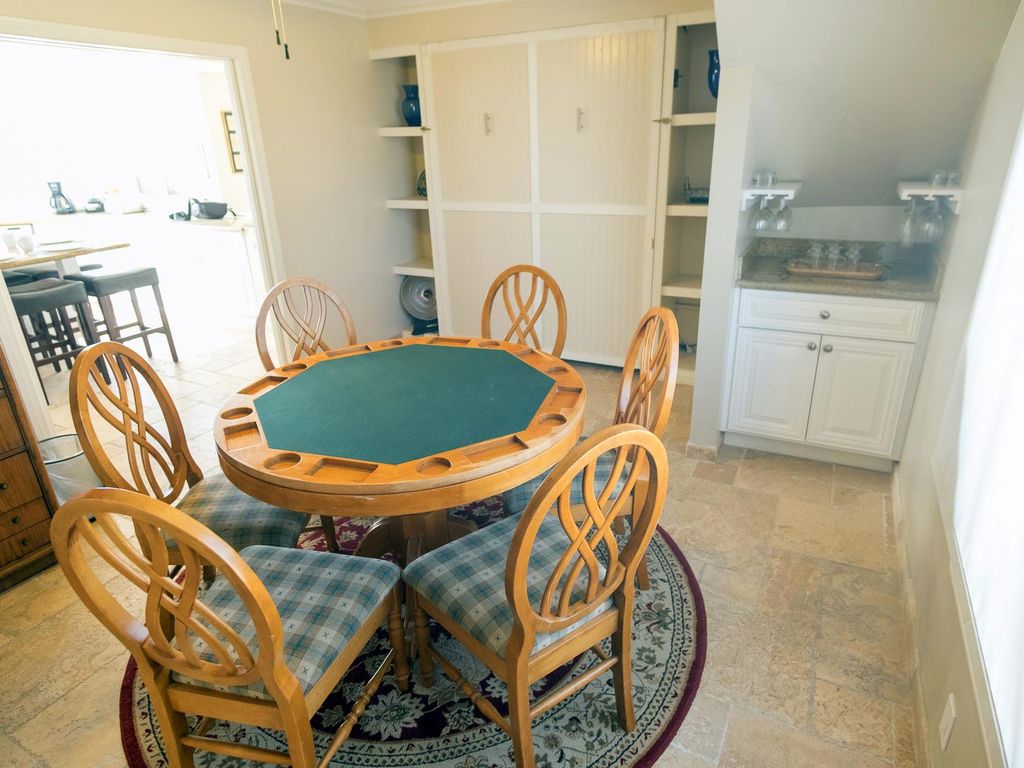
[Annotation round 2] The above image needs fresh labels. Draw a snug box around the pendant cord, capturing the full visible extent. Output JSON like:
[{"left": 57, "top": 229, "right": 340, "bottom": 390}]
[
  {"left": 277, "top": 0, "right": 291, "bottom": 60},
  {"left": 270, "top": 0, "right": 281, "bottom": 46}
]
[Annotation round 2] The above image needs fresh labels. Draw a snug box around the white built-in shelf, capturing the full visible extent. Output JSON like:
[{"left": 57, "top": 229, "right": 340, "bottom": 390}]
[
  {"left": 393, "top": 258, "right": 434, "bottom": 278},
  {"left": 671, "top": 112, "right": 716, "bottom": 127},
  {"left": 666, "top": 203, "right": 709, "bottom": 218},
  {"left": 740, "top": 182, "right": 803, "bottom": 211},
  {"left": 661, "top": 273, "right": 703, "bottom": 300},
  {"left": 897, "top": 182, "right": 964, "bottom": 214},
  {"left": 379, "top": 126, "right": 423, "bottom": 138},
  {"left": 385, "top": 196, "right": 428, "bottom": 210}
]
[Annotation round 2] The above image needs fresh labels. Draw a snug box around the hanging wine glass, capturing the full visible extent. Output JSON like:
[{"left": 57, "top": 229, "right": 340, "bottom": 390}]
[
  {"left": 773, "top": 197, "right": 792, "bottom": 232},
  {"left": 751, "top": 197, "right": 775, "bottom": 233},
  {"left": 898, "top": 198, "right": 917, "bottom": 247},
  {"left": 917, "top": 200, "right": 945, "bottom": 242}
]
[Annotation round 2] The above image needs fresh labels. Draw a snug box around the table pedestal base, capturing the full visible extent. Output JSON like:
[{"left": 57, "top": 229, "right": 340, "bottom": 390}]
[{"left": 353, "top": 511, "right": 478, "bottom": 566}]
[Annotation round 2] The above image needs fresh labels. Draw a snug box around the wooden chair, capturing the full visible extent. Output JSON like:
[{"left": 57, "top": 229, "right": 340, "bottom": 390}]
[
  {"left": 502, "top": 307, "right": 679, "bottom": 586},
  {"left": 69, "top": 341, "right": 309, "bottom": 560},
  {"left": 481, "top": 265, "right": 567, "bottom": 357},
  {"left": 256, "top": 277, "right": 357, "bottom": 371},
  {"left": 404, "top": 424, "right": 668, "bottom": 768},
  {"left": 255, "top": 277, "right": 358, "bottom": 550},
  {"left": 51, "top": 487, "right": 409, "bottom": 768}
]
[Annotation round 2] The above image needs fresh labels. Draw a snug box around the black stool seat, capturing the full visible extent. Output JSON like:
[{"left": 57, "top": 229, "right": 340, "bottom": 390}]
[
  {"left": 8, "top": 277, "right": 69, "bottom": 294},
  {"left": 11, "top": 281, "right": 88, "bottom": 315},
  {"left": 3, "top": 270, "right": 33, "bottom": 287},
  {"left": 19, "top": 262, "right": 103, "bottom": 280},
  {"left": 67, "top": 267, "right": 159, "bottom": 297}
]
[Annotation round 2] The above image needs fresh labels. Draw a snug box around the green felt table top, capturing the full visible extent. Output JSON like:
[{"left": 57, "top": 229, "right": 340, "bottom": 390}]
[{"left": 254, "top": 344, "right": 556, "bottom": 465}]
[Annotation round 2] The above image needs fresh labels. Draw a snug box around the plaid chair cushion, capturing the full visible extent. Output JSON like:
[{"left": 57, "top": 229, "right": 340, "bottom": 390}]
[
  {"left": 501, "top": 443, "right": 623, "bottom": 518},
  {"left": 172, "top": 546, "right": 401, "bottom": 699},
  {"left": 174, "top": 472, "right": 309, "bottom": 551},
  {"left": 404, "top": 513, "right": 612, "bottom": 658}
]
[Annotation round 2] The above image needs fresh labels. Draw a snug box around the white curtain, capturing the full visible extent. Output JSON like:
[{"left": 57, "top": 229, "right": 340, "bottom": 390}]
[{"left": 956, "top": 115, "right": 1024, "bottom": 767}]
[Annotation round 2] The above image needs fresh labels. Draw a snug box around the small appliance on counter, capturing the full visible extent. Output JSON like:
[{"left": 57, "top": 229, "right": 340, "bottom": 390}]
[
  {"left": 168, "top": 198, "right": 233, "bottom": 221},
  {"left": 84, "top": 198, "right": 105, "bottom": 213},
  {"left": 47, "top": 181, "right": 75, "bottom": 214}
]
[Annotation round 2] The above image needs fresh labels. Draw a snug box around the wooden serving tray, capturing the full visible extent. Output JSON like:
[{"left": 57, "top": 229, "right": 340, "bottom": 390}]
[{"left": 785, "top": 260, "right": 885, "bottom": 281}]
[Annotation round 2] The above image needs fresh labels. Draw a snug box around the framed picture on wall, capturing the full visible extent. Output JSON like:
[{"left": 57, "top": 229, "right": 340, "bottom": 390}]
[{"left": 221, "top": 110, "right": 243, "bottom": 173}]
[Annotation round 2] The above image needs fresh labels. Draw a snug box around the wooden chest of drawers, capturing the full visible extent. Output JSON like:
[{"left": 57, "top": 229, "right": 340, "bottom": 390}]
[{"left": 0, "top": 343, "right": 58, "bottom": 591}]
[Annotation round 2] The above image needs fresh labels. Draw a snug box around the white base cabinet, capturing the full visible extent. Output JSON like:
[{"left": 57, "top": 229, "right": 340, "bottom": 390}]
[{"left": 727, "top": 289, "right": 929, "bottom": 459}]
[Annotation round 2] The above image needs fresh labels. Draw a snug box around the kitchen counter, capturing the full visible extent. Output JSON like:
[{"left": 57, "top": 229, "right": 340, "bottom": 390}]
[{"left": 737, "top": 238, "right": 942, "bottom": 301}]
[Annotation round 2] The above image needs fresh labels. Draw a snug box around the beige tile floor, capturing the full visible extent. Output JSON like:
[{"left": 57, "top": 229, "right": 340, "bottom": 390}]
[{"left": 0, "top": 340, "right": 920, "bottom": 768}]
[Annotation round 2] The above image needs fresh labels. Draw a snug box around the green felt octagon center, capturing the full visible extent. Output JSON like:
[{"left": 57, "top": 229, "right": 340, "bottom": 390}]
[{"left": 254, "top": 344, "right": 556, "bottom": 465}]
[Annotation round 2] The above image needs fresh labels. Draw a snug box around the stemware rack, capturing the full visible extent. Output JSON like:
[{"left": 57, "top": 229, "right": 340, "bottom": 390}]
[
  {"left": 740, "top": 182, "right": 803, "bottom": 211},
  {"left": 897, "top": 182, "right": 964, "bottom": 214}
]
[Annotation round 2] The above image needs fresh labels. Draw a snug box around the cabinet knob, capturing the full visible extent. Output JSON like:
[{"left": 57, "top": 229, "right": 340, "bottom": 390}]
[
  {"left": 11, "top": 515, "right": 20, "bottom": 525},
  {"left": 820, "top": 310, "right": 831, "bottom": 319},
  {"left": 823, "top": 344, "right": 834, "bottom": 353},
  {"left": 807, "top": 342, "right": 818, "bottom": 351},
  {"left": 652, "top": 116, "right": 672, "bottom": 125},
  {"left": 0, "top": 482, "right": 7, "bottom": 491},
  {"left": 19, "top": 537, "right": 29, "bottom": 547},
  {"left": 420, "top": 126, "right": 431, "bottom": 132}
]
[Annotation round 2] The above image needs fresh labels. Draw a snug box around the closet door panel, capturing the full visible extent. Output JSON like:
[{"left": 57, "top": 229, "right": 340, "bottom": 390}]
[
  {"left": 430, "top": 44, "right": 531, "bottom": 203},
  {"left": 537, "top": 31, "right": 656, "bottom": 206},
  {"left": 540, "top": 214, "right": 647, "bottom": 363},
  {"left": 442, "top": 211, "right": 534, "bottom": 338}
]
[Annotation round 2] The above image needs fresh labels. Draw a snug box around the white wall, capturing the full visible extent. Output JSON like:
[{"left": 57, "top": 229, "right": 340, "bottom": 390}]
[
  {"left": 0, "top": 0, "right": 409, "bottom": 343},
  {"left": 897, "top": 3, "right": 1024, "bottom": 766}
]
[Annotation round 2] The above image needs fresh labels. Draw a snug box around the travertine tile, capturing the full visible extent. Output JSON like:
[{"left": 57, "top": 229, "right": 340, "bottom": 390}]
[
  {"left": 671, "top": 693, "right": 730, "bottom": 761},
  {"left": 656, "top": 744, "right": 716, "bottom": 767},
  {"left": 816, "top": 608, "right": 910, "bottom": 703},
  {"left": 692, "top": 462, "right": 738, "bottom": 485},
  {"left": 813, "top": 680, "right": 894, "bottom": 759},
  {"left": 819, "top": 562, "right": 903, "bottom": 623},
  {"left": 831, "top": 484, "right": 884, "bottom": 515},
  {"left": 757, "top": 550, "right": 823, "bottom": 626},
  {"left": 770, "top": 497, "right": 888, "bottom": 572},
  {"left": 832, "top": 465, "right": 893, "bottom": 494},
  {"left": 894, "top": 704, "right": 919, "bottom": 768},
  {"left": 719, "top": 709, "right": 891, "bottom": 768},
  {"left": 0, "top": 734, "right": 47, "bottom": 768}
]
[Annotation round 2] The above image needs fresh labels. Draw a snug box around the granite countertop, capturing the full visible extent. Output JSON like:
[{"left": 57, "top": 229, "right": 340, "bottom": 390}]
[{"left": 737, "top": 239, "right": 942, "bottom": 301}]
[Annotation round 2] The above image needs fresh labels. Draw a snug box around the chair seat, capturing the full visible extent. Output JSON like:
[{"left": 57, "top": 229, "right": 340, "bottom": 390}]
[
  {"left": 3, "top": 270, "right": 33, "bottom": 287},
  {"left": 172, "top": 545, "right": 401, "bottom": 699},
  {"left": 8, "top": 277, "right": 68, "bottom": 294},
  {"left": 404, "top": 513, "right": 613, "bottom": 658},
  {"left": 18, "top": 264, "right": 59, "bottom": 280},
  {"left": 10, "top": 281, "right": 88, "bottom": 315},
  {"left": 66, "top": 266, "right": 159, "bottom": 297},
  {"left": 502, "top": 443, "right": 623, "bottom": 518},
  {"left": 175, "top": 472, "right": 309, "bottom": 551}
]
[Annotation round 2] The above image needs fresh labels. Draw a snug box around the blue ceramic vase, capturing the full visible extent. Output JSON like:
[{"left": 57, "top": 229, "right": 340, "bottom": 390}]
[
  {"left": 707, "top": 50, "right": 720, "bottom": 99},
  {"left": 401, "top": 84, "right": 421, "bottom": 127}
]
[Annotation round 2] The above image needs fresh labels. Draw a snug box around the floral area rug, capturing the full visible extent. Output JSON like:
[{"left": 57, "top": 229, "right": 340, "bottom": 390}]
[{"left": 120, "top": 498, "right": 706, "bottom": 767}]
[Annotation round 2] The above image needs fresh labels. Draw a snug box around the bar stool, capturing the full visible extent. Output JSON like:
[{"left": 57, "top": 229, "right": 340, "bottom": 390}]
[
  {"left": 11, "top": 280, "right": 101, "bottom": 403},
  {"left": 66, "top": 267, "right": 178, "bottom": 362},
  {"left": 3, "top": 270, "right": 33, "bottom": 287}
]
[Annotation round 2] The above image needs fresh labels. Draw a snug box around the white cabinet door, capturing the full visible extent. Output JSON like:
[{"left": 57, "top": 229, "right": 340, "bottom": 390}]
[
  {"left": 430, "top": 44, "right": 531, "bottom": 203},
  {"left": 806, "top": 335, "right": 914, "bottom": 456},
  {"left": 727, "top": 328, "right": 821, "bottom": 441}
]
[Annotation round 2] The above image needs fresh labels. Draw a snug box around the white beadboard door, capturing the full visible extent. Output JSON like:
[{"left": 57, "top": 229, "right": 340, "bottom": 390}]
[
  {"left": 429, "top": 44, "right": 532, "bottom": 203},
  {"left": 727, "top": 327, "right": 821, "bottom": 441},
  {"left": 806, "top": 336, "right": 915, "bottom": 456}
]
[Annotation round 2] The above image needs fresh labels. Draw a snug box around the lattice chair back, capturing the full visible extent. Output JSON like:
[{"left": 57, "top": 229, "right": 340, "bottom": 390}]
[
  {"left": 50, "top": 488, "right": 291, "bottom": 698},
  {"left": 256, "top": 277, "right": 357, "bottom": 370},
  {"left": 481, "top": 264, "right": 567, "bottom": 357},
  {"left": 506, "top": 425, "right": 668, "bottom": 646},
  {"left": 70, "top": 341, "right": 201, "bottom": 505},
  {"left": 614, "top": 307, "right": 679, "bottom": 438}
]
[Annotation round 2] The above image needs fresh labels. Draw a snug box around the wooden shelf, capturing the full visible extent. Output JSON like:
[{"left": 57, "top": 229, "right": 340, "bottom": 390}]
[
  {"left": 671, "top": 112, "right": 716, "bottom": 127},
  {"left": 393, "top": 258, "right": 434, "bottom": 278},
  {"left": 386, "top": 196, "right": 428, "bottom": 210},
  {"left": 379, "top": 126, "right": 423, "bottom": 138},
  {"left": 666, "top": 204, "right": 709, "bottom": 217},
  {"left": 661, "top": 273, "right": 702, "bottom": 299}
]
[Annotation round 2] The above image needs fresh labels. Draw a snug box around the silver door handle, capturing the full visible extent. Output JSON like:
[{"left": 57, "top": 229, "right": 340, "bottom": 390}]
[
  {"left": 652, "top": 116, "right": 671, "bottom": 124},
  {"left": 807, "top": 342, "right": 818, "bottom": 351},
  {"left": 823, "top": 344, "right": 834, "bottom": 353},
  {"left": 820, "top": 310, "right": 831, "bottom": 319}
]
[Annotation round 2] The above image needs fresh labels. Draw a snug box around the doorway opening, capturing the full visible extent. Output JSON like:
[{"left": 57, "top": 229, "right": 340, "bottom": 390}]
[{"left": 0, "top": 35, "right": 276, "bottom": 438}]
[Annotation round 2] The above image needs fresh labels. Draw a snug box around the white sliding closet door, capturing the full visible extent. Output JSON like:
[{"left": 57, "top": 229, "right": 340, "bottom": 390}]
[{"left": 536, "top": 28, "right": 662, "bottom": 364}]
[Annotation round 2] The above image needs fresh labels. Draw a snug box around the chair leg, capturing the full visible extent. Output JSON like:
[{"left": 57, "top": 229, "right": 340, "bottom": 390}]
[
  {"left": 507, "top": 665, "right": 536, "bottom": 768},
  {"left": 128, "top": 288, "right": 153, "bottom": 357},
  {"left": 139, "top": 668, "right": 195, "bottom": 768},
  {"left": 387, "top": 591, "right": 410, "bottom": 692},
  {"left": 97, "top": 294, "right": 120, "bottom": 341},
  {"left": 612, "top": 593, "right": 637, "bottom": 732},
  {"left": 320, "top": 515, "right": 340, "bottom": 553},
  {"left": 278, "top": 705, "right": 317, "bottom": 768},
  {"left": 632, "top": 481, "right": 651, "bottom": 591},
  {"left": 152, "top": 282, "right": 179, "bottom": 363},
  {"left": 412, "top": 596, "right": 433, "bottom": 686}
]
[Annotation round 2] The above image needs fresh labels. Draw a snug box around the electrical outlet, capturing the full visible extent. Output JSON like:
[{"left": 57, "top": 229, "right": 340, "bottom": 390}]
[{"left": 939, "top": 693, "right": 957, "bottom": 751}]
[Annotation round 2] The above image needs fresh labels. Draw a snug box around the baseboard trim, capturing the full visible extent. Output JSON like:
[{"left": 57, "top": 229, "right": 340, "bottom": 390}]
[{"left": 723, "top": 432, "right": 895, "bottom": 471}]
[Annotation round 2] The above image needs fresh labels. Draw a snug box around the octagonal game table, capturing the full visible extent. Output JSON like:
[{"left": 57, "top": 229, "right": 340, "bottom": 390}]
[{"left": 214, "top": 336, "right": 586, "bottom": 559}]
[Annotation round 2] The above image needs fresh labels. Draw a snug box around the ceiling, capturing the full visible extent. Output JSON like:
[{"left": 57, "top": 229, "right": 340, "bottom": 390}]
[
  {"left": 286, "top": 0, "right": 510, "bottom": 20},
  {"left": 716, "top": 0, "right": 1021, "bottom": 206}
]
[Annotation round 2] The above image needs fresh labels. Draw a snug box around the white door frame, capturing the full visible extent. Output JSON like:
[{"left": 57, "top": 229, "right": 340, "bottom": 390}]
[{"left": 0, "top": 15, "right": 286, "bottom": 438}]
